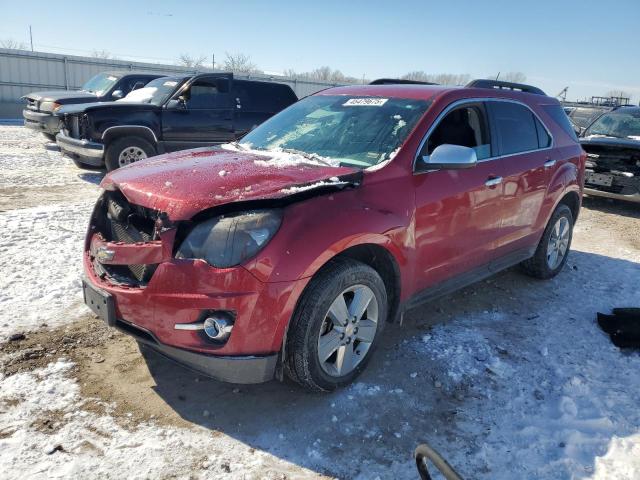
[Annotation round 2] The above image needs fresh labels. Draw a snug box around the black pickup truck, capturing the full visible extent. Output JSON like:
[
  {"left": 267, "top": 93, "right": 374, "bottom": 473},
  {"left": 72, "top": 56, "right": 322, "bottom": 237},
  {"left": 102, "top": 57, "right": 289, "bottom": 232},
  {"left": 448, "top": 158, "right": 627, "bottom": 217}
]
[
  {"left": 55, "top": 73, "right": 298, "bottom": 170},
  {"left": 22, "top": 71, "right": 164, "bottom": 140}
]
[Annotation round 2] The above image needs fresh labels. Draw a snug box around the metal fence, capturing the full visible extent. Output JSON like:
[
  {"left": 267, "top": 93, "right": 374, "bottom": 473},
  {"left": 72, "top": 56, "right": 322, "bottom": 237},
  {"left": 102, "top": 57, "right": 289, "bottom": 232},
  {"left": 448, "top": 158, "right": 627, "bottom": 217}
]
[{"left": 0, "top": 48, "right": 346, "bottom": 118}]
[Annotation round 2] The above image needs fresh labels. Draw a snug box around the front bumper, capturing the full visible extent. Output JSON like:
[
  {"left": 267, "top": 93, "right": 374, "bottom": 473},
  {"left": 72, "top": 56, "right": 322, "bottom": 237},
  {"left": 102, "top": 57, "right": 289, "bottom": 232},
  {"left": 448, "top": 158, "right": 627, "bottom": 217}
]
[
  {"left": 115, "top": 317, "right": 277, "bottom": 383},
  {"left": 56, "top": 131, "right": 104, "bottom": 165},
  {"left": 83, "top": 240, "right": 308, "bottom": 384},
  {"left": 22, "top": 109, "right": 61, "bottom": 135}
]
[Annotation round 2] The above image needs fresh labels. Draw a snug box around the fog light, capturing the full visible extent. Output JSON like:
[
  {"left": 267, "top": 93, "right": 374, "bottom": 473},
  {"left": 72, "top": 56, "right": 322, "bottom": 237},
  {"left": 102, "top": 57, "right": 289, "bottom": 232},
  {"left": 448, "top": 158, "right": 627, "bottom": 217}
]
[{"left": 203, "top": 313, "right": 234, "bottom": 342}]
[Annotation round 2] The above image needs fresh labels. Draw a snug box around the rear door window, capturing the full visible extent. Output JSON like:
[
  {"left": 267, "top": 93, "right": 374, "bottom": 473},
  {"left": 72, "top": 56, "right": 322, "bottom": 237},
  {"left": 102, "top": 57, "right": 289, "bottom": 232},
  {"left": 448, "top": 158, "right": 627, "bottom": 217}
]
[{"left": 488, "top": 102, "right": 540, "bottom": 155}]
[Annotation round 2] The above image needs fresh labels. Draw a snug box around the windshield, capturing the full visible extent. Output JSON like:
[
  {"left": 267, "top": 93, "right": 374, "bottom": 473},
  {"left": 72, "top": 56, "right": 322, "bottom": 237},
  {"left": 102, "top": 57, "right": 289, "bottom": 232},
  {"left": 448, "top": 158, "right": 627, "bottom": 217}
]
[
  {"left": 585, "top": 109, "right": 640, "bottom": 139},
  {"left": 239, "top": 95, "right": 430, "bottom": 168},
  {"left": 120, "top": 76, "right": 185, "bottom": 105},
  {"left": 81, "top": 73, "right": 120, "bottom": 96}
]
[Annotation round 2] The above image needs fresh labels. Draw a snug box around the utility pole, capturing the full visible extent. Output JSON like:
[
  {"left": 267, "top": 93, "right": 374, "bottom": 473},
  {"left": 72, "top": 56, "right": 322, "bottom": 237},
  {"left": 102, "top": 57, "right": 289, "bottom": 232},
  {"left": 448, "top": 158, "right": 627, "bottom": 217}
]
[
  {"left": 212, "top": 53, "right": 215, "bottom": 71},
  {"left": 29, "top": 25, "right": 33, "bottom": 51}
]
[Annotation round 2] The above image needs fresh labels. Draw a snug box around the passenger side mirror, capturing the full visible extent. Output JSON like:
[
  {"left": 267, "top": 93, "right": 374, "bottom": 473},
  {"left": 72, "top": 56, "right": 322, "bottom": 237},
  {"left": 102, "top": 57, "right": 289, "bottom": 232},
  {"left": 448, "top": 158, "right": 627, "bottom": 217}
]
[
  {"left": 421, "top": 144, "right": 477, "bottom": 169},
  {"left": 112, "top": 90, "right": 124, "bottom": 99},
  {"left": 574, "top": 125, "right": 584, "bottom": 137}
]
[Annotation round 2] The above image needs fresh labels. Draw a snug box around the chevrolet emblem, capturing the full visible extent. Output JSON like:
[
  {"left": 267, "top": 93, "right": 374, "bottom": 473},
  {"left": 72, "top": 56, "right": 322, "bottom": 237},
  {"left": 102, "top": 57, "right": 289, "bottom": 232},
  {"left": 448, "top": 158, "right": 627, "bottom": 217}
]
[{"left": 95, "top": 246, "right": 115, "bottom": 263}]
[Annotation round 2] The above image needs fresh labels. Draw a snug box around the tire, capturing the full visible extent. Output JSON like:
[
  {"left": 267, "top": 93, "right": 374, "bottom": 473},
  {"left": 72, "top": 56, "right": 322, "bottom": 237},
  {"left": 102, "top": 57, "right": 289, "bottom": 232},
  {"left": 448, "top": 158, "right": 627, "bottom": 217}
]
[
  {"left": 42, "top": 132, "right": 56, "bottom": 142},
  {"left": 284, "top": 258, "right": 388, "bottom": 392},
  {"left": 520, "top": 204, "right": 574, "bottom": 279},
  {"left": 105, "top": 136, "right": 156, "bottom": 172}
]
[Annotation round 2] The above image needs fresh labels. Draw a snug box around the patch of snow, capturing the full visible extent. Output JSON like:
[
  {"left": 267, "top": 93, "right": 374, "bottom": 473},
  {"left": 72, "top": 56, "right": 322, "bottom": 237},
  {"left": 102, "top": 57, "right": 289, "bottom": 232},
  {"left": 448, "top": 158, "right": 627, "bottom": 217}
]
[
  {"left": 0, "top": 360, "right": 318, "bottom": 479},
  {"left": 279, "top": 178, "right": 343, "bottom": 195}
]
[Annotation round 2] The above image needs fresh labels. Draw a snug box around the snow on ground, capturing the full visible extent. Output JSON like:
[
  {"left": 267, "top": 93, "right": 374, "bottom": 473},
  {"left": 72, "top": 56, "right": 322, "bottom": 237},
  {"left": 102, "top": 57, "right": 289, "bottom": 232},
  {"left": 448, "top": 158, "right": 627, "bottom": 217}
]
[
  {"left": 0, "top": 361, "right": 317, "bottom": 479},
  {"left": 1, "top": 126, "right": 639, "bottom": 479}
]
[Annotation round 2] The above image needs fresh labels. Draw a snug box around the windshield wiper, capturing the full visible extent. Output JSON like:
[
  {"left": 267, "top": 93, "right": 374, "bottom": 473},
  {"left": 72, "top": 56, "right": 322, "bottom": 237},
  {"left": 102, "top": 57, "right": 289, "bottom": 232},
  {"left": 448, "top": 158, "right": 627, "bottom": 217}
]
[{"left": 279, "top": 148, "right": 335, "bottom": 167}]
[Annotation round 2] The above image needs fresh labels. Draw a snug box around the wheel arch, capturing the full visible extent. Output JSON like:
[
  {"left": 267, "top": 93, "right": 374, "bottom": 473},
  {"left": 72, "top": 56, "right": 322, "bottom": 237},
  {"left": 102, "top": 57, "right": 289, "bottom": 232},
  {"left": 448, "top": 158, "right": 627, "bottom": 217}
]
[{"left": 102, "top": 125, "right": 158, "bottom": 147}]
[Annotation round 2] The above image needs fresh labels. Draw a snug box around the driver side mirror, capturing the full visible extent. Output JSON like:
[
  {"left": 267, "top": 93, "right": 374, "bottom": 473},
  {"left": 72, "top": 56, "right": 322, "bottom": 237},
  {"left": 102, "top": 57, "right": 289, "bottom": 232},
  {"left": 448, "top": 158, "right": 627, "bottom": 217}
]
[
  {"left": 111, "top": 90, "right": 124, "bottom": 99},
  {"left": 166, "top": 95, "right": 187, "bottom": 109},
  {"left": 574, "top": 125, "right": 585, "bottom": 137},
  {"left": 421, "top": 144, "right": 478, "bottom": 170}
]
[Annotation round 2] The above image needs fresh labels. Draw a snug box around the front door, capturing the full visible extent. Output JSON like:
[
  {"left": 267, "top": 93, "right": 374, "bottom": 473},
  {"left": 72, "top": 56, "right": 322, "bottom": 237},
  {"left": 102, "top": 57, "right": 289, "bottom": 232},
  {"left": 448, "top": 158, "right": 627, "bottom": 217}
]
[
  {"left": 413, "top": 101, "right": 504, "bottom": 292},
  {"left": 161, "top": 74, "right": 235, "bottom": 151}
]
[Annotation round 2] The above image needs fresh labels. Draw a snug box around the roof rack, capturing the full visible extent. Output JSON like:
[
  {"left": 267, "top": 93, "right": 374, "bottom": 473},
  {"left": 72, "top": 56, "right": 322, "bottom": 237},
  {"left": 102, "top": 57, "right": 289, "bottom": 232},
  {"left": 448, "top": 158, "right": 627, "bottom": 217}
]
[
  {"left": 369, "top": 78, "right": 438, "bottom": 86},
  {"left": 465, "top": 79, "right": 546, "bottom": 96}
]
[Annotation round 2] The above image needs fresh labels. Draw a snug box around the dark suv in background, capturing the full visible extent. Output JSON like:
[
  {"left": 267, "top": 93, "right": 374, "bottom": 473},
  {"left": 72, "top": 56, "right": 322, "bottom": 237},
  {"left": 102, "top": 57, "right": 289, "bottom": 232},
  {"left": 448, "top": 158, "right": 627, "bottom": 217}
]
[
  {"left": 22, "top": 71, "right": 163, "bottom": 140},
  {"left": 55, "top": 73, "right": 297, "bottom": 170}
]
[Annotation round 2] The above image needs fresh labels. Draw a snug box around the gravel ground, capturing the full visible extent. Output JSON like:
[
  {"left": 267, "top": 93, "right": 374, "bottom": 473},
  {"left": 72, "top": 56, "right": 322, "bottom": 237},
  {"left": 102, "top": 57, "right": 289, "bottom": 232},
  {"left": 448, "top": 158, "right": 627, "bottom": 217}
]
[{"left": 0, "top": 126, "right": 639, "bottom": 480}]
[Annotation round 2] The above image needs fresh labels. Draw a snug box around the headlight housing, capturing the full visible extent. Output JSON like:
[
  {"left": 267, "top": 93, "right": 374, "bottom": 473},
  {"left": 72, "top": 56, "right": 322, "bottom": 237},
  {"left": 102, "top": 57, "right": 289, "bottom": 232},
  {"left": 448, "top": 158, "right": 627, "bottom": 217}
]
[
  {"left": 39, "top": 101, "right": 61, "bottom": 112},
  {"left": 176, "top": 210, "right": 282, "bottom": 268}
]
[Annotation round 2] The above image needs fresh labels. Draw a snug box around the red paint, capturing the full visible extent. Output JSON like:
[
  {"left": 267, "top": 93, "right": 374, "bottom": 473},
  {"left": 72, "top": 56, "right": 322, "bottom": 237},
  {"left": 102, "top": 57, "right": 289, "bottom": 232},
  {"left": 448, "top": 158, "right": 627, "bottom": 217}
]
[{"left": 84, "top": 84, "right": 585, "bottom": 371}]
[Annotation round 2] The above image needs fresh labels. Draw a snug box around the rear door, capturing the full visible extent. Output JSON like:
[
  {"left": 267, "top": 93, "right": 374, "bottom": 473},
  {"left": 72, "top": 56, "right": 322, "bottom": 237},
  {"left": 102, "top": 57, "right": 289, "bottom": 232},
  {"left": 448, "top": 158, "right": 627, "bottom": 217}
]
[
  {"left": 413, "top": 101, "right": 504, "bottom": 291},
  {"left": 486, "top": 100, "right": 554, "bottom": 254},
  {"left": 161, "top": 74, "right": 234, "bottom": 151}
]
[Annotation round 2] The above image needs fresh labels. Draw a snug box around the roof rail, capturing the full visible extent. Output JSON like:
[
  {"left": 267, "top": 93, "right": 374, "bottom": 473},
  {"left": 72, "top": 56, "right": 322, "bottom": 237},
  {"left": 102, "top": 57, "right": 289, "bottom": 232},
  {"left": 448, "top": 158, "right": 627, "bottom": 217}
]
[
  {"left": 369, "top": 78, "right": 438, "bottom": 86},
  {"left": 466, "top": 79, "right": 546, "bottom": 96}
]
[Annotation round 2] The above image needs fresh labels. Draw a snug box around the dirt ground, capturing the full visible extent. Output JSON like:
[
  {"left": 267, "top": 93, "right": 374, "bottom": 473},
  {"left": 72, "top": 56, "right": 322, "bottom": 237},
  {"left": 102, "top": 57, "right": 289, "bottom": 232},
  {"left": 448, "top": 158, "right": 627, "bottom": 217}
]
[{"left": 1, "top": 126, "right": 639, "bottom": 479}]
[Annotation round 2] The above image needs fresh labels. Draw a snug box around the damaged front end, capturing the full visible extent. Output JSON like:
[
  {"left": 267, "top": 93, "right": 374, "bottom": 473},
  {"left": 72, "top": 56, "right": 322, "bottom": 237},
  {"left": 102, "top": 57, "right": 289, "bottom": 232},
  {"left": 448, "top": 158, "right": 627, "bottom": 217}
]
[{"left": 581, "top": 139, "right": 640, "bottom": 203}]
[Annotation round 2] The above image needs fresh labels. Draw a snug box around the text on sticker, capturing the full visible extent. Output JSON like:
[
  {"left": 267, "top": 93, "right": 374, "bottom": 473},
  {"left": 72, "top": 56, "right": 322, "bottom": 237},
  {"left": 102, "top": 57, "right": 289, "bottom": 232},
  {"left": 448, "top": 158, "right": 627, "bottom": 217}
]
[{"left": 343, "top": 98, "right": 388, "bottom": 107}]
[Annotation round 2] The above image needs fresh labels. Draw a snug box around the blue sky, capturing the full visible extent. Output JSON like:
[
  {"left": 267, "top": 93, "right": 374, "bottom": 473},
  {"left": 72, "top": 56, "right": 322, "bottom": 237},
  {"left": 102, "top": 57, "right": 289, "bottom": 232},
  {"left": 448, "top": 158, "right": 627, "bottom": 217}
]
[{"left": 1, "top": 0, "right": 638, "bottom": 101}]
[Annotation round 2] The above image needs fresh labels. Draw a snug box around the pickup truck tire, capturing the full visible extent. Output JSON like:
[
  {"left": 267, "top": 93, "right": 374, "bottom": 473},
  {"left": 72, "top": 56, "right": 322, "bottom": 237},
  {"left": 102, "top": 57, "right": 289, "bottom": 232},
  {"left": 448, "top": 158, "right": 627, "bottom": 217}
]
[
  {"left": 284, "top": 258, "right": 387, "bottom": 392},
  {"left": 520, "top": 204, "right": 574, "bottom": 279},
  {"left": 105, "top": 136, "right": 156, "bottom": 171}
]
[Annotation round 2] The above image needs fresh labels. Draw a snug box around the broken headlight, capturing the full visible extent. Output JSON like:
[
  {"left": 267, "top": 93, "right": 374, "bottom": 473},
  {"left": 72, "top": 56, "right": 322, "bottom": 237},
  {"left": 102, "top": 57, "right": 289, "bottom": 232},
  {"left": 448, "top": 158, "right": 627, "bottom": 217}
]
[{"left": 176, "top": 210, "right": 282, "bottom": 268}]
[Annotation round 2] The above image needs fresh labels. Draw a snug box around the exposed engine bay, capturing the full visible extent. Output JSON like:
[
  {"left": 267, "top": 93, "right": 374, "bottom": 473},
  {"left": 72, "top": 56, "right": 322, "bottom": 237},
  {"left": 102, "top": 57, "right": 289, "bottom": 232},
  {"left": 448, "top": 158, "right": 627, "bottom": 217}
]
[{"left": 582, "top": 142, "right": 640, "bottom": 197}]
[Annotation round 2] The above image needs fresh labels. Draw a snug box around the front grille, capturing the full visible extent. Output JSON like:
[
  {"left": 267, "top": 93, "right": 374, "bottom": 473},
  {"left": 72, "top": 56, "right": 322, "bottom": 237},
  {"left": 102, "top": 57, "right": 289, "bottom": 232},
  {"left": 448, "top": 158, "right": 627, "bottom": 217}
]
[
  {"left": 27, "top": 98, "right": 39, "bottom": 111},
  {"left": 92, "top": 190, "right": 162, "bottom": 286}
]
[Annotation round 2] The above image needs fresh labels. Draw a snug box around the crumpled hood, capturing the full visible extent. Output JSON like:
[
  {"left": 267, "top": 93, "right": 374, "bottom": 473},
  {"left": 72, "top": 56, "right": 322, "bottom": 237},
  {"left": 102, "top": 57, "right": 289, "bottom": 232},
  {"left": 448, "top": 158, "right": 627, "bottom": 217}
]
[
  {"left": 101, "top": 147, "right": 360, "bottom": 220},
  {"left": 23, "top": 90, "right": 97, "bottom": 104}
]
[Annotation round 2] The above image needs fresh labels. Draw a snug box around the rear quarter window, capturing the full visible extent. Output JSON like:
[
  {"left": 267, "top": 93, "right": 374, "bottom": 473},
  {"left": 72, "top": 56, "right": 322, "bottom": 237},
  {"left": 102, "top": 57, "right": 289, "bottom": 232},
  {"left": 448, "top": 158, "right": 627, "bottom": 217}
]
[{"left": 543, "top": 104, "right": 579, "bottom": 141}]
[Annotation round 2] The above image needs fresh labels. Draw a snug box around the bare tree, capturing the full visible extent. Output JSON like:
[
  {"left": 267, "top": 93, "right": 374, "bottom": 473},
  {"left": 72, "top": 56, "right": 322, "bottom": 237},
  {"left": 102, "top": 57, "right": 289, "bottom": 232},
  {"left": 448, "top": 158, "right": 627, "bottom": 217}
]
[
  {"left": 500, "top": 72, "right": 527, "bottom": 83},
  {"left": 0, "top": 38, "right": 27, "bottom": 49},
  {"left": 401, "top": 71, "right": 470, "bottom": 85},
  {"left": 177, "top": 53, "right": 207, "bottom": 69},
  {"left": 223, "top": 52, "right": 259, "bottom": 73},
  {"left": 91, "top": 49, "right": 114, "bottom": 60}
]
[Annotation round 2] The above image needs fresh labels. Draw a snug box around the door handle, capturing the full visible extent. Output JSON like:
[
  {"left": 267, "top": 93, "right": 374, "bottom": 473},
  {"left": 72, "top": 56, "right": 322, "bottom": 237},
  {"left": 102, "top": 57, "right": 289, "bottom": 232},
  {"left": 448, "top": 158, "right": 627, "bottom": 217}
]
[
  {"left": 485, "top": 176, "right": 503, "bottom": 187},
  {"left": 544, "top": 159, "right": 557, "bottom": 168}
]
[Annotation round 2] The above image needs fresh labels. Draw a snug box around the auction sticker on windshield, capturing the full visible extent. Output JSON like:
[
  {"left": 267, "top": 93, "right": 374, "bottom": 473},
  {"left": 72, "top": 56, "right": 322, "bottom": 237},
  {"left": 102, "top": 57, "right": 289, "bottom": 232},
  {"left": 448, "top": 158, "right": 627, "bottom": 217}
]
[{"left": 343, "top": 98, "right": 388, "bottom": 106}]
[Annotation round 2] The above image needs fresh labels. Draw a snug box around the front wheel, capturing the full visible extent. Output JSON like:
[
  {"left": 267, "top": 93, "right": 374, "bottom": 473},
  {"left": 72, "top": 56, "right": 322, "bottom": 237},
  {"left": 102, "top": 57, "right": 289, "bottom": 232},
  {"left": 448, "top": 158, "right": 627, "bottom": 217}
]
[
  {"left": 105, "top": 136, "right": 156, "bottom": 171},
  {"left": 520, "top": 204, "right": 574, "bottom": 279},
  {"left": 284, "top": 258, "right": 387, "bottom": 392}
]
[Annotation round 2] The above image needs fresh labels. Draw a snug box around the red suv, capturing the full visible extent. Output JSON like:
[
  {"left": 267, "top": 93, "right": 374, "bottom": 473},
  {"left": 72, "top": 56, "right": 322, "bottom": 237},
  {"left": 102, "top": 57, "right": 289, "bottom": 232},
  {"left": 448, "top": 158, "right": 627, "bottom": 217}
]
[{"left": 82, "top": 79, "right": 585, "bottom": 391}]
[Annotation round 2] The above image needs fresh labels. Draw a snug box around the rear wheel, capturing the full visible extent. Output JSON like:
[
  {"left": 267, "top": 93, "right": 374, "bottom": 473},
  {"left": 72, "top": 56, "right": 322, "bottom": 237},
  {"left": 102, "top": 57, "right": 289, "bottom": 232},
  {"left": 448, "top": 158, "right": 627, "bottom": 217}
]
[
  {"left": 284, "top": 258, "right": 387, "bottom": 392},
  {"left": 105, "top": 136, "right": 156, "bottom": 171},
  {"left": 520, "top": 204, "right": 574, "bottom": 279}
]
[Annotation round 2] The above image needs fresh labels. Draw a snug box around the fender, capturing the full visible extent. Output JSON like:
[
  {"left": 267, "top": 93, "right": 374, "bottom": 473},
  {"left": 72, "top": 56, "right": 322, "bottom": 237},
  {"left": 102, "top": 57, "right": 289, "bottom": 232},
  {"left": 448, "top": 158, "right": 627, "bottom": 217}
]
[
  {"left": 245, "top": 188, "right": 413, "bottom": 285},
  {"left": 102, "top": 125, "right": 159, "bottom": 146}
]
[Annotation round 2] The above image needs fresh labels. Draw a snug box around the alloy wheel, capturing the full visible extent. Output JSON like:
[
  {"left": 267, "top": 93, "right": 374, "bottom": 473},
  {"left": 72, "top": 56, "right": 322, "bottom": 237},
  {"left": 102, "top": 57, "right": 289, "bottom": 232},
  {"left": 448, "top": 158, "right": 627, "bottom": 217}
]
[
  {"left": 317, "top": 284, "right": 378, "bottom": 377},
  {"left": 546, "top": 216, "right": 570, "bottom": 269}
]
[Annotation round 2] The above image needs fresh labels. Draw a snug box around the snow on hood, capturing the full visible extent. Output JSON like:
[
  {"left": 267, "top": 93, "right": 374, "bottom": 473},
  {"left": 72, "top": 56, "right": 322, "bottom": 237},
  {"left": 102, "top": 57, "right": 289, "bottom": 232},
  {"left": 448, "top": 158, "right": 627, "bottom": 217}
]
[{"left": 101, "top": 146, "right": 359, "bottom": 220}]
